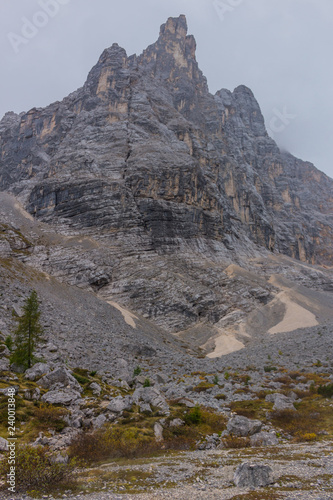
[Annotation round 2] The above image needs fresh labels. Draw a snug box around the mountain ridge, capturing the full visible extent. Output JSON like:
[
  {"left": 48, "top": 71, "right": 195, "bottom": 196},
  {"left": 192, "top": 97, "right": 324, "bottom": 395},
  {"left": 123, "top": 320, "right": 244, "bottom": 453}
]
[{"left": 0, "top": 14, "right": 332, "bottom": 340}]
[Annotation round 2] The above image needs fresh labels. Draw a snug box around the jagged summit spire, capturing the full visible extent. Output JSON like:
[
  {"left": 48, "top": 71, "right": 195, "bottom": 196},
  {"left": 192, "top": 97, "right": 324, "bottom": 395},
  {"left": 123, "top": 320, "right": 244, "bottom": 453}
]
[{"left": 159, "top": 15, "right": 188, "bottom": 39}]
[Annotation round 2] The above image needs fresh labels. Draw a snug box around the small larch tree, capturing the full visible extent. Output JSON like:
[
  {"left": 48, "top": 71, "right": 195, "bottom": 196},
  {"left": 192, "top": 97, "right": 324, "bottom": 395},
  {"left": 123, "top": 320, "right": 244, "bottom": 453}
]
[{"left": 10, "top": 290, "right": 44, "bottom": 369}]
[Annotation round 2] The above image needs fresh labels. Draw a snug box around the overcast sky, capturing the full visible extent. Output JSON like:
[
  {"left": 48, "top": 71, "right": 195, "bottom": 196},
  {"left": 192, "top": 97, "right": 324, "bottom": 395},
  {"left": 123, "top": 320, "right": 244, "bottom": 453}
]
[{"left": 1, "top": 0, "right": 332, "bottom": 178}]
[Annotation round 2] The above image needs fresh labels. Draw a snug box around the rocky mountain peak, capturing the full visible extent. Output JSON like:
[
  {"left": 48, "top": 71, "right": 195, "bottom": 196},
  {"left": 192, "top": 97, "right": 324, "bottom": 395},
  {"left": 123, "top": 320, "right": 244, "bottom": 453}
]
[
  {"left": 216, "top": 84, "right": 267, "bottom": 138},
  {"left": 138, "top": 15, "right": 202, "bottom": 80},
  {"left": 0, "top": 15, "right": 332, "bottom": 337},
  {"left": 159, "top": 15, "right": 188, "bottom": 39},
  {"left": 158, "top": 14, "right": 197, "bottom": 57}
]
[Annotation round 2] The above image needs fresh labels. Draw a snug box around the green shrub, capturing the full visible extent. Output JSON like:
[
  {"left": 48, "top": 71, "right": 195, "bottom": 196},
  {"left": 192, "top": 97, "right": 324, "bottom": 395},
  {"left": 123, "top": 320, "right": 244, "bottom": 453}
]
[
  {"left": 213, "top": 375, "right": 219, "bottom": 385},
  {"left": 0, "top": 445, "right": 76, "bottom": 493},
  {"left": 214, "top": 394, "right": 226, "bottom": 401},
  {"left": 143, "top": 378, "right": 151, "bottom": 388},
  {"left": 318, "top": 383, "right": 333, "bottom": 398},
  {"left": 224, "top": 372, "right": 230, "bottom": 380},
  {"left": 89, "top": 370, "right": 97, "bottom": 377},
  {"left": 4, "top": 335, "right": 13, "bottom": 351},
  {"left": 133, "top": 366, "right": 142, "bottom": 376},
  {"left": 264, "top": 366, "right": 277, "bottom": 372},
  {"left": 184, "top": 404, "right": 202, "bottom": 425},
  {"left": 193, "top": 382, "right": 214, "bottom": 393},
  {"left": 72, "top": 373, "right": 90, "bottom": 385}
]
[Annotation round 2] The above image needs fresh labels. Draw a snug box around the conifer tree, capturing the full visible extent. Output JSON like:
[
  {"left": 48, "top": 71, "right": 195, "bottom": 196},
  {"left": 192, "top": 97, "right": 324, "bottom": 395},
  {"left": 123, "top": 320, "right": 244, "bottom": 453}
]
[{"left": 10, "top": 290, "right": 44, "bottom": 369}]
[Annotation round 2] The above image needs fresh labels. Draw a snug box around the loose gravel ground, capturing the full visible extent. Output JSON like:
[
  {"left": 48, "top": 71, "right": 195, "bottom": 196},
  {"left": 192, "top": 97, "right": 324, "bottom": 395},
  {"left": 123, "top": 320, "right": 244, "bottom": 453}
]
[{"left": 1, "top": 441, "right": 332, "bottom": 500}]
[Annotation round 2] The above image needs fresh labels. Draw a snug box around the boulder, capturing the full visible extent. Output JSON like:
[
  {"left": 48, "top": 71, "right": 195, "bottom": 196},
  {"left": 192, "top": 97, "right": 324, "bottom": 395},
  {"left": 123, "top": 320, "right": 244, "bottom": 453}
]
[
  {"left": 120, "top": 380, "right": 130, "bottom": 390},
  {"left": 133, "top": 386, "right": 169, "bottom": 415},
  {"left": 89, "top": 382, "right": 102, "bottom": 396},
  {"left": 38, "top": 367, "right": 82, "bottom": 393},
  {"left": 0, "top": 437, "right": 8, "bottom": 451},
  {"left": 41, "top": 388, "right": 82, "bottom": 406},
  {"left": 24, "top": 387, "right": 41, "bottom": 401},
  {"left": 234, "top": 463, "right": 274, "bottom": 488},
  {"left": 92, "top": 414, "right": 107, "bottom": 429},
  {"left": 0, "top": 345, "right": 10, "bottom": 356},
  {"left": 227, "top": 415, "right": 262, "bottom": 437},
  {"left": 197, "top": 433, "right": 220, "bottom": 450},
  {"left": 154, "top": 422, "right": 163, "bottom": 442},
  {"left": 165, "top": 386, "right": 186, "bottom": 399},
  {"left": 134, "top": 375, "right": 147, "bottom": 386},
  {"left": 0, "top": 358, "right": 10, "bottom": 371},
  {"left": 0, "top": 239, "right": 11, "bottom": 257},
  {"left": 50, "top": 453, "right": 69, "bottom": 464},
  {"left": 0, "top": 386, "right": 19, "bottom": 396},
  {"left": 115, "top": 358, "right": 132, "bottom": 383},
  {"left": 156, "top": 373, "right": 169, "bottom": 385},
  {"left": 139, "top": 402, "right": 152, "bottom": 413},
  {"left": 46, "top": 343, "right": 58, "bottom": 353},
  {"left": 169, "top": 418, "right": 185, "bottom": 428},
  {"left": 107, "top": 395, "right": 133, "bottom": 414},
  {"left": 32, "top": 432, "right": 50, "bottom": 447},
  {"left": 250, "top": 431, "right": 279, "bottom": 447},
  {"left": 266, "top": 393, "right": 296, "bottom": 411},
  {"left": 25, "top": 363, "right": 51, "bottom": 381},
  {"left": 177, "top": 397, "right": 196, "bottom": 408},
  {"left": 9, "top": 363, "right": 25, "bottom": 374}
]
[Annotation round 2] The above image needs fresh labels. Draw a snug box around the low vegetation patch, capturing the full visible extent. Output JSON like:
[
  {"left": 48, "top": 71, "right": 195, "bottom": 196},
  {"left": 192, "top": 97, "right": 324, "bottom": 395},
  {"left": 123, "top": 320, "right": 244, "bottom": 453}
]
[
  {"left": 0, "top": 445, "right": 76, "bottom": 494},
  {"left": 318, "top": 383, "right": 333, "bottom": 398},
  {"left": 69, "top": 426, "right": 161, "bottom": 463},
  {"left": 222, "top": 435, "right": 250, "bottom": 449},
  {"left": 270, "top": 396, "right": 332, "bottom": 442},
  {"left": 33, "top": 403, "right": 69, "bottom": 432},
  {"left": 193, "top": 381, "right": 214, "bottom": 393}
]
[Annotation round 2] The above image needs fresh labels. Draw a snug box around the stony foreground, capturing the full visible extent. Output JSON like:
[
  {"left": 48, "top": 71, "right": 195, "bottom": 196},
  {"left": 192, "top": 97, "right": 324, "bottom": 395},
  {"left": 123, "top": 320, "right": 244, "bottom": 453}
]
[{"left": 1, "top": 441, "right": 333, "bottom": 500}]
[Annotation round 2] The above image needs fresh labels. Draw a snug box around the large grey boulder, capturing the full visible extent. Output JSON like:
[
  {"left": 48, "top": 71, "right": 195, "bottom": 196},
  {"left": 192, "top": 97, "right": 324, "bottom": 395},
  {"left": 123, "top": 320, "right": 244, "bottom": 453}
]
[
  {"left": 227, "top": 415, "right": 262, "bottom": 437},
  {"left": 115, "top": 358, "right": 132, "bottom": 383},
  {"left": 156, "top": 373, "right": 169, "bottom": 385},
  {"left": 169, "top": 418, "right": 185, "bottom": 428},
  {"left": 234, "top": 463, "right": 274, "bottom": 488},
  {"left": 9, "top": 363, "right": 25, "bottom": 374},
  {"left": 0, "top": 345, "right": 10, "bottom": 356},
  {"left": 25, "top": 362, "right": 51, "bottom": 381},
  {"left": 132, "top": 386, "right": 170, "bottom": 415},
  {"left": 24, "top": 387, "right": 41, "bottom": 401},
  {"left": 266, "top": 393, "right": 296, "bottom": 411},
  {"left": 92, "top": 414, "right": 107, "bottom": 429},
  {"left": 154, "top": 422, "right": 164, "bottom": 442},
  {"left": 0, "top": 239, "right": 11, "bottom": 257},
  {"left": 0, "top": 357, "right": 10, "bottom": 371},
  {"left": 250, "top": 431, "right": 279, "bottom": 447},
  {"left": 41, "top": 388, "right": 82, "bottom": 406},
  {"left": 89, "top": 382, "right": 102, "bottom": 396},
  {"left": 197, "top": 433, "right": 220, "bottom": 450},
  {"left": 0, "top": 437, "right": 8, "bottom": 451},
  {"left": 139, "top": 402, "right": 152, "bottom": 414},
  {"left": 38, "top": 367, "right": 82, "bottom": 393},
  {"left": 107, "top": 395, "right": 133, "bottom": 414},
  {"left": 0, "top": 386, "right": 19, "bottom": 396}
]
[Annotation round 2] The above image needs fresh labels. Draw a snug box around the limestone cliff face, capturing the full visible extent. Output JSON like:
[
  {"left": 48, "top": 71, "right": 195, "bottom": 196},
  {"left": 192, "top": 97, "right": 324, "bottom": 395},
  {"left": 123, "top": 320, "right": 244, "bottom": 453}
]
[{"left": 0, "top": 16, "right": 332, "bottom": 331}]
